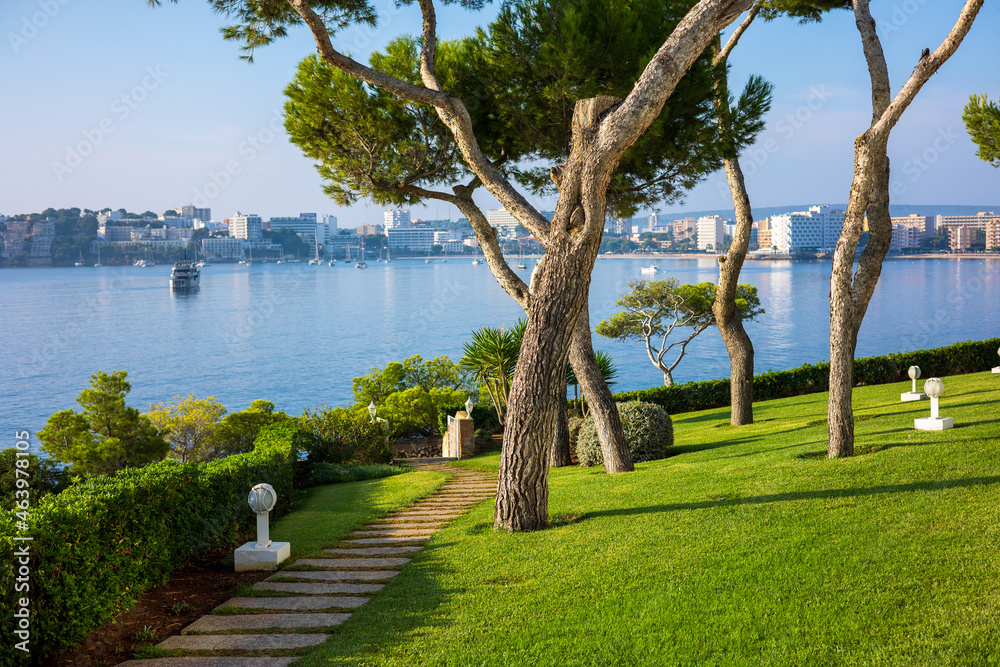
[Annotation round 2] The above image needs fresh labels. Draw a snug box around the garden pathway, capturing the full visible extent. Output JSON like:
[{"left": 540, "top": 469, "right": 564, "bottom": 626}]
[{"left": 120, "top": 460, "right": 494, "bottom": 666}]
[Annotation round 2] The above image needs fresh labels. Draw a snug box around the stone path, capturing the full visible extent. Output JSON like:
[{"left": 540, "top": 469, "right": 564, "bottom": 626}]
[{"left": 120, "top": 461, "right": 493, "bottom": 666}]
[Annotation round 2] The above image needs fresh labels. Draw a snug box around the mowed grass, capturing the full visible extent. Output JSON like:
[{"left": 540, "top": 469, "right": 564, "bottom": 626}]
[
  {"left": 296, "top": 372, "right": 1000, "bottom": 666},
  {"left": 270, "top": 470, "right": 448, "bottom": 557}
]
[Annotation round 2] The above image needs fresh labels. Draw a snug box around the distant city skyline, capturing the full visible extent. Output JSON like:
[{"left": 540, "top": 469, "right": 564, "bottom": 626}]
[{"left": 2, "top": 2, "right": 998, "bottom": 227}]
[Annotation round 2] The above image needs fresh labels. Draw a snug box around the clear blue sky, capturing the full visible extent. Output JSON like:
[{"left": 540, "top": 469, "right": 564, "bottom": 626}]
[{"left": 1, "top": 1, "right": 997, "bottom": 227}]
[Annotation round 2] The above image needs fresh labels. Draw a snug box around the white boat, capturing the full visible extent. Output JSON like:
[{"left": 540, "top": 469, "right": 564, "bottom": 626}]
[
  {"left": 472, "top": 258, "right": 482, "bottom": 265},
  {"left": 640, "top": 264, "right": 661, "bottom": 274},
  {"left": 74, "top": 252, "right": 84, "bottom": 267},
  {"left": 169, "top": 258, "right": 200, "bottom": 289},
  {"left": 425, "top": 258, "right": 432, "bottom": 263},
  {"left": 94, "top": 246, "right": 102, "bottom": 267},
  {"left": 308, "top": 258, "right": 321, "bottom": 265},
  {"left": 355, "top": 260, "right": 368, "bottom": 269},
  {"left": 328, "top": 259, "right": 335, "bottom": 266}
]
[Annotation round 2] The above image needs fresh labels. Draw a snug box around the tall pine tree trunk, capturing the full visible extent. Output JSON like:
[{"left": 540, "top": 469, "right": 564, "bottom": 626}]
[{"left": 570, "top": 300, "right": 633, "bottom": 472}]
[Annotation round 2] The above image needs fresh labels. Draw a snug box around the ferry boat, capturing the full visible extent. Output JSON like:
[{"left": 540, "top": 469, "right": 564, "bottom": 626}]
[{"left": 170, "top": 259, "right": 201, "bottom": 289}]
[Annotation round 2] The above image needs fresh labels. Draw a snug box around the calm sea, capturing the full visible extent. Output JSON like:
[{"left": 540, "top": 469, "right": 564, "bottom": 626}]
[{"left": 2, "top": 257, "right": 998, "bottom": 454}]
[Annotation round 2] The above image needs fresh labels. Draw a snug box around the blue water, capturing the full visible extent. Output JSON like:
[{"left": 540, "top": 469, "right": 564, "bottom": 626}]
[{"left": 2, "top": 257, "right": 998, "bottom": 454}]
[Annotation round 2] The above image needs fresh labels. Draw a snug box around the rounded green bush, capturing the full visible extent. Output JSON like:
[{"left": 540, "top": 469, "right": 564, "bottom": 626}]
[{"left": 577, "top": 401, "right": 674, "bottom": 467}]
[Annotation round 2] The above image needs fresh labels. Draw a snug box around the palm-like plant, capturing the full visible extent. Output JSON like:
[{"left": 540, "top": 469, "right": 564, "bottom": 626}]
[
  {"left": 460, "top": 319, "right": 526, "bottom": 424},
  {"left": 566, "top": 350, "right": 618, "bottom": 417}
]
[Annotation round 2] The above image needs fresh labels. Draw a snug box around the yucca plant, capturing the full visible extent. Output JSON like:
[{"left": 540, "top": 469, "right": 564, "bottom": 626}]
[{"left": 460, "top": 319, "right": 526, "bottom": 424}]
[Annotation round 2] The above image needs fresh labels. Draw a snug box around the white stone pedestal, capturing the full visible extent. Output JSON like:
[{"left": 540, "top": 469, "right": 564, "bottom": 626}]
[
  {"left": 992, "top": 366, "right": 1000, "bottom": 374},
  {"left": 900, "top": 391, "right": 927, "bottom": 402},
  {"left": 234, "top": 541, "right": 290, "bottom": 572},
  {"left": 914, "top": 416, "right": 953, "bottom": 431}
]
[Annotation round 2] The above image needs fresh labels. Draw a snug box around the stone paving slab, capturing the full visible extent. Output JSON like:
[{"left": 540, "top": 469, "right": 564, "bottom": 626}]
[
  {"left": 221, "top": 596, "right": 370, "bottom": 610},
  {"left": 120, "top": 658, "right": 297, "bottom": 667},
  {"left": 364, "top": 522, "right": 447, "bottom": 530},
  {"left": 270, "top": 569, "right": 397, "bottom": 582},
  {"left": 295, "top": 557, "right": 410, "bottom": 568},
  {"left": 341, "top": 536, "right": 431, "bottom": 545},
  {"left": 384, "top": 512, "right": 466, "bottom": 520},
  {"left": 156, "top": 634, "right": 328, "bottom": 651},
  {"left": 322, "top": 547, "right": 421, "bottom": 556},
  {"left": 184, "top": 613, "right": 351, "bottom": 633},
  {"left": 351, "top": 529, "right": 439, "bottom": 537},
  {"left": 254, "top": 582, "right": 384, "bottom": 595}
]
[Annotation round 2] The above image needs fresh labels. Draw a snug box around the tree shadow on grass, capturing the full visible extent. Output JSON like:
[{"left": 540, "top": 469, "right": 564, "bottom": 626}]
[
  {"left": 295, "top": 539, "right": 458, "bottom": 666},
  {"left": 580, "top": 476, "right": 1000, "bottom": 520}
]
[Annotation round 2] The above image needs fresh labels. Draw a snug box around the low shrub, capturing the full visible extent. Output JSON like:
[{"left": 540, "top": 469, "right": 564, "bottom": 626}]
[
  {"left": 297, "top": 406, "right": 393, "bottom": 465},
  {"left": 301, "top": 462, "right": 411, "bottom": 487},
  {"left": 568, "top": 416, "right": 585, "bottom": 460},
  {"left": 0, "top": 420, "right": 297, "bottom": 664},
  {"left": 577, "top": 401, "right": 674, "bottom": 467},
  {"left": 613, "top": 337, "right": 1000, "bottom": 414}
]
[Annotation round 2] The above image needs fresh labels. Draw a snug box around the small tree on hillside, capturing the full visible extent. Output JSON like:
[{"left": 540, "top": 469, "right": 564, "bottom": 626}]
[
  {"left": 213, "top": 400, "right": 289, "bottom": 457},
  {"left": 38, "top": 370, "right": 169, "bottom": 477},
  {"left": 597, "top": 280, "right": 763, "bottom": 386},
  {"left": 147, "top": 395, "right": 228, "bottom": 462}
]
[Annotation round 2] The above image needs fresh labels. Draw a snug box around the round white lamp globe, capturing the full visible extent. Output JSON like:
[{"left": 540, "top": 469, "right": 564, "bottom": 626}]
[
  {"left": 923, "top": 377, "right": 944, "bottom": 399},
  {"left": 248, "top": 483, "right": 277, "bottom": 514},
  {"left": 908, "top": 365, "right": 921, "bottom": 380}
]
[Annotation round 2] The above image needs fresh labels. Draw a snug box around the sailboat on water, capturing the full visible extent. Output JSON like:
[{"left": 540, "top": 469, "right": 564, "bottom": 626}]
[
  {"left": 355, "top": 239, "right": 367, "bottom": 269},
  {"left": 94, "top": 245, "right": 102, "bottom": 267}
]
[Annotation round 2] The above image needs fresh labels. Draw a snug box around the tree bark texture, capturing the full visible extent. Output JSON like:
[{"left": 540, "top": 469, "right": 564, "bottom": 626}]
[
  {"left": 828, "top": 0, "right": 983, "bottom": 458},
  {"left": 570, "top": 300, "right": 634, "bottom": 473}
]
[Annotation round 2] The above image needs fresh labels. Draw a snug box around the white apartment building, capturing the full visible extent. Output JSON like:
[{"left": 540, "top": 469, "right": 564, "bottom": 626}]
[
  {"left": 936, "top": 211, "right": 996, "bottom": 232},
  {"left": 890, "top": 214, "right": 934, "bottom": 238},
  {"left": 229, "top": 212, "right": 263, "bottom": 241},
  {"left": 770, "top": 205, "right": 845, "bottom": 254},
  {"left": 384, "top": 209, "right": 412, "bottom": 230},
  {"left": 387, "top": 228, "right": 435, "bottom": 252},
  {"left": 696, "top": 215, "right": 725, "bottom": 251},
  {"left": 487, "top": 209, "right": 521, "bottom": 239},
  {"left": 269, "top": 214, "right": 328, "bottom": 247},
  {"left": 323, "top": 214, "right": 338, "bottom": 232},
  {"left": 202, "top": 237, "right": 245, "bottom": 259},
  {"left": 890, "top": 223, "right": 924, "bottom": 251}
]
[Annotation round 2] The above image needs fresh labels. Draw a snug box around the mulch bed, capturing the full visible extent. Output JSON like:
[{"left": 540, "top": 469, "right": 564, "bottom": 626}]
[{"left": 53, "top": 548, "right": 273, "bottom": 666}]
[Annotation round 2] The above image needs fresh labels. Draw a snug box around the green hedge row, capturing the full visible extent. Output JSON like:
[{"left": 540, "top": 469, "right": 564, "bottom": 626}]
[
  {"left": 301, "top": 462, "right": 410, "bottom": 487},
  {"left": 612, "top": 338, "right": 1000, "bottom": 414},
  {"left": 0, "top": 421, "right": 298, "bottom": 664}
]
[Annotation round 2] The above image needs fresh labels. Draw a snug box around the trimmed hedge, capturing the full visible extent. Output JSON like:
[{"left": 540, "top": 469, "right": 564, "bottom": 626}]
[
  {"left": 613, "top": 338, "right": 1000, "bottom": 415},
  {"left": 0, "top": 420, "right": 298, "bottom": 664},
  {"left": 301, "top": 462, "right": 411, "bottom": 487}
]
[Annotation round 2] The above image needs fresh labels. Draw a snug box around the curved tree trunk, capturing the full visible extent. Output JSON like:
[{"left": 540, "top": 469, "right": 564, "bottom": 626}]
[
  {"left": 714, "top": 158, "right": 756, "bottom": 425},
  {"left": 570, "top": 300, "right": 633, "bottom": 473},
  {"left": 709, "top": 23, "right": 759, "bottom": 427}
]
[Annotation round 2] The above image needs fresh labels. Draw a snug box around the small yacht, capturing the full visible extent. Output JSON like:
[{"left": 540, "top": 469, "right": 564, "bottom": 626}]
[
  {"left": 472, "top": 258, "right": 482, "bottom": 265},
  {"left": 641, "top": 264, "right": 661, "bottom": 274},
  {"left": 169, "top": 258, "right": 200, "bottom": 289}
]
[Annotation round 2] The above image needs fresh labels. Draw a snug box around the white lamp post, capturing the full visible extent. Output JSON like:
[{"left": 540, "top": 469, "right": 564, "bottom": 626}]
[
  {"left": 248, "top": 483, "right": 277, "bottom": 549},
  {"left": 914, "top": 377, "right": 953, "bottom": 430},
  {"left": 234, "top": 482, "right": 290, "bottom": 571},
  {"left": 901, "top": 365, "right": 927, "bottom": 402},
  {"left": 465, "top": 396, "right": 474, "bottom": 415},
  {"left": 368, "top": 401, "right": 378, "bottom": 423},
  {"left": 993, "top": 346, "right": 1000, "bottom": 374}
]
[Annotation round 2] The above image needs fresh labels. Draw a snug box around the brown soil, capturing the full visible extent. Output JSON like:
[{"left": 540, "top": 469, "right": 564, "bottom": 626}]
[{"left": 52, "top": 548, "right": 273, "bottom": 666}]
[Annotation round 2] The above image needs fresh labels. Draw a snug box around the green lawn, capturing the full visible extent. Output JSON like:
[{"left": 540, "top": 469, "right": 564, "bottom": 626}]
[
  {"left": 296, "top": 372, "right": 1000, "bottom": 666},
  {"left": 271, "top": 469, "right": 448, "bottom": 557}
]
